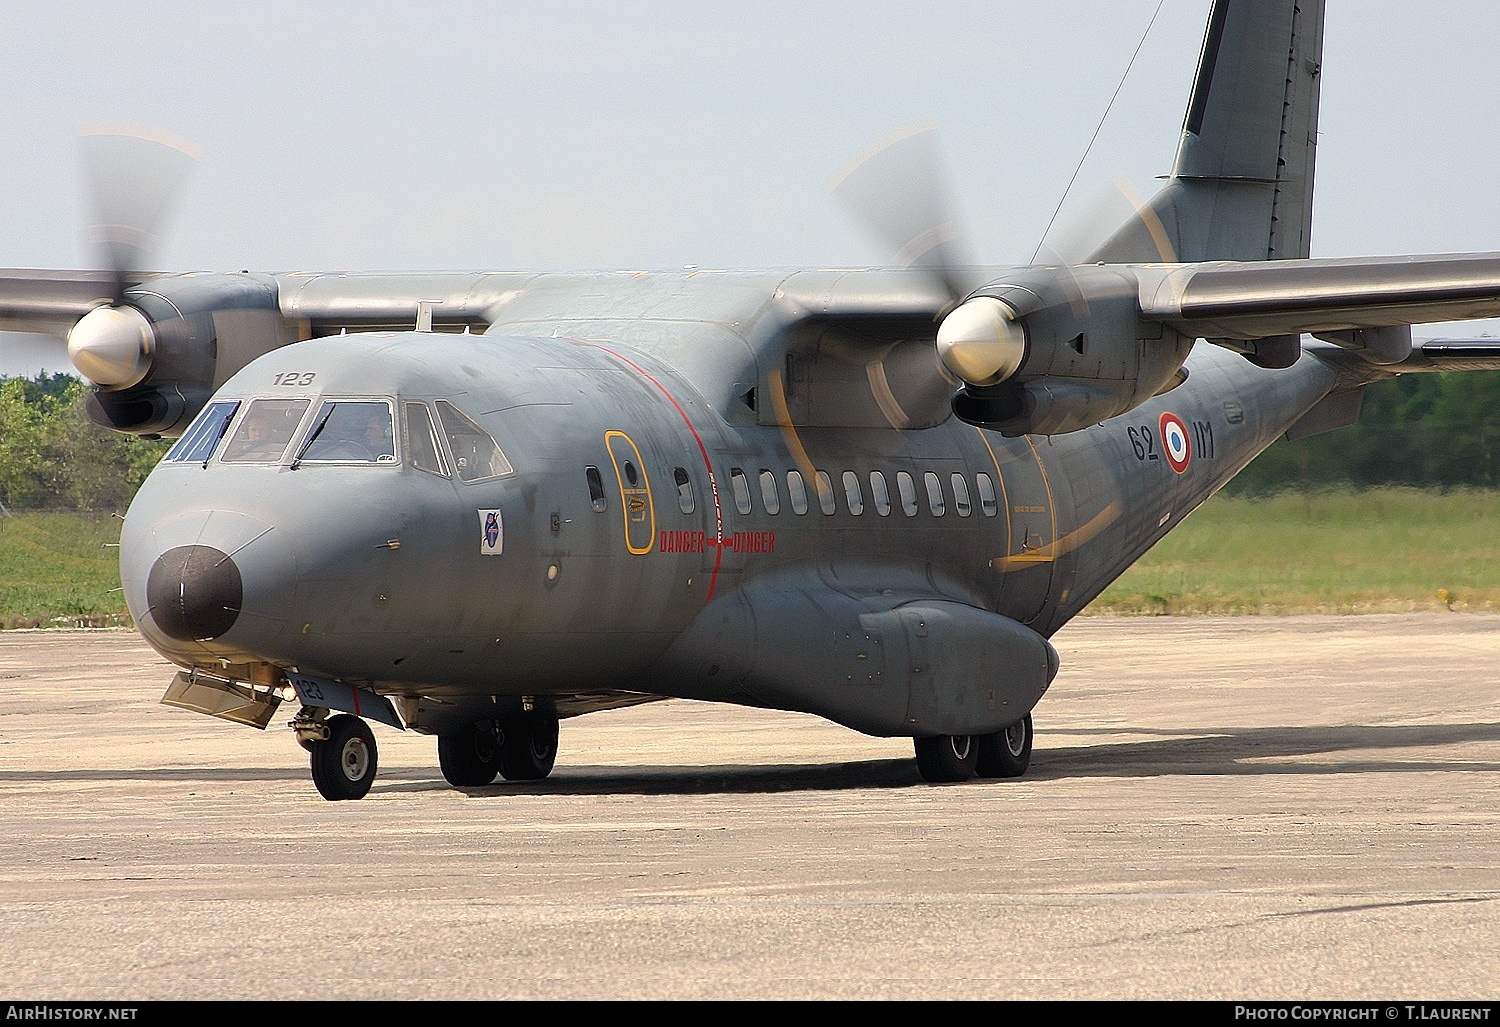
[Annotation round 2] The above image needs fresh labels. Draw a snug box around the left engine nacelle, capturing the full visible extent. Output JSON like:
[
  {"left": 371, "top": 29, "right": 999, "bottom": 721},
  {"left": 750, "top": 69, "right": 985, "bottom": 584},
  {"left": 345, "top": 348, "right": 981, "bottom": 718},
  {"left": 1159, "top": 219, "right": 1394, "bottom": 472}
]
[
  {"left": 937, "top": 265, "right": 1192, "bottom": 436},
  {"left": 69, "top": 273, "right": 301, "bottom": 437}
]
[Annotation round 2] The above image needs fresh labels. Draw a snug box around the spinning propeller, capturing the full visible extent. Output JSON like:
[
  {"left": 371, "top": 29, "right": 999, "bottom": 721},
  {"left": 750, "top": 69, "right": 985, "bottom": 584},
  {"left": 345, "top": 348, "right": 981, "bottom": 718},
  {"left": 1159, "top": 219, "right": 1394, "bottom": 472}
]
[{"left": 65, "top": 125, "right": 197, "bottom": 389}]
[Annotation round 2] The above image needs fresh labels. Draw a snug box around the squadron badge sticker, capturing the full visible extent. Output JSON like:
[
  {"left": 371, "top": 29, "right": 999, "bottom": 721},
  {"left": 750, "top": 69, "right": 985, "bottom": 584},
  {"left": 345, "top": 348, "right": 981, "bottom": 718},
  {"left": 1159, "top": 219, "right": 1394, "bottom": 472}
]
[{"left": 479, "top": 509, "right": 503, "bottom": 555}]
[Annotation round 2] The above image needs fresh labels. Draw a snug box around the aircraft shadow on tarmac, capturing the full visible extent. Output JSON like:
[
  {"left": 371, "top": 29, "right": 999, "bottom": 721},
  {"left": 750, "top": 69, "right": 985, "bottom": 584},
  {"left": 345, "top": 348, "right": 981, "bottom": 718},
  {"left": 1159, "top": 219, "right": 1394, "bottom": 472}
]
[
  {"left": 4, "top": 721, "right": 1497, "bottom": 796},
  {"left": 412, "top": 720, "right": 1500, "bottom": 797}
]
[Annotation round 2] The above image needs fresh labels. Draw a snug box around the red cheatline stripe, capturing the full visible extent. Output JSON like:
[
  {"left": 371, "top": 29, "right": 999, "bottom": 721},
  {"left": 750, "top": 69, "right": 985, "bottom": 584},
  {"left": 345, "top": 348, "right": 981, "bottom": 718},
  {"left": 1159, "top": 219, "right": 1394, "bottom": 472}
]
[{"left": 579, "top": 342, "right": 724, "bottom": 601}]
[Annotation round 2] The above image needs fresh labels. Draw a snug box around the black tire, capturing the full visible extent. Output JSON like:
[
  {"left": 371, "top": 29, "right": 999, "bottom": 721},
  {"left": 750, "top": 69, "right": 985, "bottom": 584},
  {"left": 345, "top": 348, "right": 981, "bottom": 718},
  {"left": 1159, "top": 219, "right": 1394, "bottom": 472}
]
[
  {"left": 437, "top": 720, "right": 501, "bottom": 787},
  {"left": 498, "top": 712, "right": 559, "bottom": 781},
  {"left": 976, "top": 713, "right": 1033, "bottom": 779},
  {"left": 310, "top": 714, "right": 378, "bottom": 801},
  {"left": 914, "top": 733, "right": 978, "bottom": 783}
]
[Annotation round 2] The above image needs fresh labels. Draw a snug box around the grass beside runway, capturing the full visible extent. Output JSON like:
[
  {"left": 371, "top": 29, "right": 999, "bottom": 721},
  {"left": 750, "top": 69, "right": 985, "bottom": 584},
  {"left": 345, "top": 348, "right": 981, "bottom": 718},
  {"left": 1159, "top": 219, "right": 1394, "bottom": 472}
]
[
  {"left": 0, "top": 511, "right": 132, "bottom": 628},
  {"left": 1091, "top": 486, "right": 1500, "bottom": 615},
  {"left": 3, "top": 487, "right": 1500, "bottom": 626}
]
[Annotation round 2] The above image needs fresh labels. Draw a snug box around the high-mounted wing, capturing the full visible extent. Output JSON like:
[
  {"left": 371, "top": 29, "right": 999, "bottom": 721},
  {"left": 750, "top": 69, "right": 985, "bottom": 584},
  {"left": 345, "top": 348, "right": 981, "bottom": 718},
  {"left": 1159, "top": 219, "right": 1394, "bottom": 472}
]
[
  {"left": 1136, "top": 253, "right": 1500, "bottom": 361},
  {"left": 0, "top": 270, "right": 123, "bottom": 336}
]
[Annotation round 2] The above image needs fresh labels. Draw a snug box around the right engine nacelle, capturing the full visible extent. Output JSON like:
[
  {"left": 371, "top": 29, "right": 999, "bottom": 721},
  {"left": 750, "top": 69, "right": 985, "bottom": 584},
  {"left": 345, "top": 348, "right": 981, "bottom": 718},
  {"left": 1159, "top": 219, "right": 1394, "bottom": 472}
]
[{"left": 938, "top": 265, "right": 1194, "bottom": 436}]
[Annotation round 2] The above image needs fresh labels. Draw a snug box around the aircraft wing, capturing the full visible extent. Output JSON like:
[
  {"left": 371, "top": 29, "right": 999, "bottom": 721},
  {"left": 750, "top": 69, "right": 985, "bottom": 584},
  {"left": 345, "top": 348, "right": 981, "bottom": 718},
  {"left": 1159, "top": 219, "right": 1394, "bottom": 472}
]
[
  {"left": 0, "top": 269, "right": 121, "bottom": 335},
  {"left": 0, "top": 268, "right": 534, "bottom": 338},
  {"left": 1136, "top": 252, "right": 1500, "bottom": 339}
]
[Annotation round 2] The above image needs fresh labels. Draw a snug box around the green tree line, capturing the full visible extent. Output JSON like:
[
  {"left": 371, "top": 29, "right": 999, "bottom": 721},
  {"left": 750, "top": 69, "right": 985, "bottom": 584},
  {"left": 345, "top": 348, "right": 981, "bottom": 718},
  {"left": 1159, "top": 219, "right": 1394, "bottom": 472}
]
[
  {"left": 0, "top": 374, "right": 170, "bottom": 513},
  {"left": 1224, "top": 370, "right": 1500, "bottom": 495},
  {"left": 2, "top": 369, "right": 1500, "bottom": 511}
]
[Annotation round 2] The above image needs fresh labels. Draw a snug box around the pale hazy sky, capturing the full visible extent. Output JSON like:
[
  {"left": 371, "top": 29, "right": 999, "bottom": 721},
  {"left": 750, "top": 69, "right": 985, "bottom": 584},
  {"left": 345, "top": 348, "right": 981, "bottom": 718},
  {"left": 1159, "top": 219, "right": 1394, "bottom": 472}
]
[{"left": 4, "top": 0, "right": 1500, "bottom": 375}]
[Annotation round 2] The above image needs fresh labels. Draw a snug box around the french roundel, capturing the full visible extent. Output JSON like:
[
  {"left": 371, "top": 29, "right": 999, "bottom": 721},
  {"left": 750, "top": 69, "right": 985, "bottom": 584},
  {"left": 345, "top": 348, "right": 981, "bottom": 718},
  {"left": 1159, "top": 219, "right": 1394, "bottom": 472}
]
[{"left": 1159, "top": 412, "right": 1191, "bottom": 473}]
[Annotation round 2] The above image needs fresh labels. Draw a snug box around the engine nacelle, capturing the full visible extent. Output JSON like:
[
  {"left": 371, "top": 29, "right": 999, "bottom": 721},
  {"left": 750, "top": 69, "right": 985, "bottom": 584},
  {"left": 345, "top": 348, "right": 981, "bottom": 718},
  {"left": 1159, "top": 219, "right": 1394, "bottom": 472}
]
[
  {"left": 937, "top": 265, "right": 1193, "bottom": 436},
  {"left": 71, "top": 273, "right": 300, "bottom": 437}
]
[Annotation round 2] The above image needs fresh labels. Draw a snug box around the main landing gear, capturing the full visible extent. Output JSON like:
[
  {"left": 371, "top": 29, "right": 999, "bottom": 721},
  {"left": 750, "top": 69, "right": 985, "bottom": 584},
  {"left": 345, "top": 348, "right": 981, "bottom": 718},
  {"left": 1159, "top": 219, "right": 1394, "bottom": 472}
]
[
  {"left": 913, "top": 712, "right": 1033, "bottom": 783},
  {"left": 437, "top": 712, "right": 559, "bottom": 788}
]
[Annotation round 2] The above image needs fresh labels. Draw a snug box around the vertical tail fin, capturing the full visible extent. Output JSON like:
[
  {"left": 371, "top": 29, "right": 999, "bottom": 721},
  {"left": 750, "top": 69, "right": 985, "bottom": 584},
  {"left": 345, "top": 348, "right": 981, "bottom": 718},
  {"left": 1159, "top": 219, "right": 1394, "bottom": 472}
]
[{"left": 1089, "top": 0, "right": 1325, "bottom": 264}]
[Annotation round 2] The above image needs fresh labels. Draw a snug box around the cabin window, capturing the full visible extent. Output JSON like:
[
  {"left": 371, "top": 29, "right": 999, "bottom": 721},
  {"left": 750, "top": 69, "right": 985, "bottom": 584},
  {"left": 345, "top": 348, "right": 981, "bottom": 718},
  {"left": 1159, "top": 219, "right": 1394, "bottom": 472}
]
[
  {"left": 815, "top": 471, "right": 836, "bottom": 515},
  {"left": 786, "top": 470, "right": 809, "bottom": 515},
  {"left": 435, "top": 400, "right": 513, "bottom": 482},
  {"left": 869, "top": 470, "right": 891, "bottom": 516},
  {"left": 896, "top": 471, "right": 918, "bottom": 517},
  {"left": 674, "top": 467, "right": 695, "bottom": 514},
  {"left": 405, "top": 402, "right": 448, "bottom": 476},
  {"left": 730, "top": 468, "right": 753, "bottom": 514},
  {"left": 976, "top": 472, "right": 998, "bottom": 517},
  {"left": 759, "top": 469, "right": 780, "bottom": 515},
  {"left": 924, "top": 471, "right": 946, "bottom": 516},
  {"left": 220, "top": 398, "right": 310, "bottom": 463},
  {"left": 294, "top": 400, "right": 397, "bottom": 465},
  {"left": 842, "top": 471, "right": 864, "bottom": 515},
  {"left": 586, "top": 466, "right": 608, "bottom": 511},
  {"left": 951, "top": 473, "right": 972, "bottom": 517},
  {"left": 166, "top": 400, "right": 240, "bottom": 463}
]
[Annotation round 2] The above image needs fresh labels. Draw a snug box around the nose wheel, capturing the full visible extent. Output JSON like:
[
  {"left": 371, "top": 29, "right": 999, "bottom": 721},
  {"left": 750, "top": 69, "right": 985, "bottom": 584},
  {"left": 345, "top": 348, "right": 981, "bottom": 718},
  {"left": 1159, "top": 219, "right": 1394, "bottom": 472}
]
[{"left": 309, "top": 713, "right": 379, "bottom": 800}]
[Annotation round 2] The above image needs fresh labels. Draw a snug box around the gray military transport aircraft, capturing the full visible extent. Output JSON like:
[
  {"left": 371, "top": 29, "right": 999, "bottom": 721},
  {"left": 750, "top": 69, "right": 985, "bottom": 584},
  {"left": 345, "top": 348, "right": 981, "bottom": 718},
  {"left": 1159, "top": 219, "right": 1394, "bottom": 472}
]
[{"left": 4, "top": 0, "right": 1500, "bottom": 800}]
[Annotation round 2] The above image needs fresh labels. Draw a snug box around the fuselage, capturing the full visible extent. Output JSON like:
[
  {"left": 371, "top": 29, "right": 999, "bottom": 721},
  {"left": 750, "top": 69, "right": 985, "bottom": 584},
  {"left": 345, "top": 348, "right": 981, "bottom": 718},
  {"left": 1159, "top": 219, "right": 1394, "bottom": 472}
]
[{"left": 119, "top": 270, "right": 1342, "bottom": 736}]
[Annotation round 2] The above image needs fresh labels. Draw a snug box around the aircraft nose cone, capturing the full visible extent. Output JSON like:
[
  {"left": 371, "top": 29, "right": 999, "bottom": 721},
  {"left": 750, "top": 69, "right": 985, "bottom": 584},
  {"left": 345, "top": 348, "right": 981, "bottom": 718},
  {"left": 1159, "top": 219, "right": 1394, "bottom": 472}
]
[{"left": 146, "top": 545, "right": 243, "bottom": 642}]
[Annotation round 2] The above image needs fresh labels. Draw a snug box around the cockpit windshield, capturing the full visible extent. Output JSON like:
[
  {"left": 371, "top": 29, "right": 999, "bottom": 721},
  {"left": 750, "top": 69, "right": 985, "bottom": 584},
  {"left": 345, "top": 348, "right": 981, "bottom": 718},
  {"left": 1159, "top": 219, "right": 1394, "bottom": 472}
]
[
  {"left": 220, "top": 399, "right": 311, "bottom": 463},
  {"left": 293, "top": 401, "right": 397, "bottom": 464},
  {"left": 162, "top": 394, "right": 503, "bottom": 475},
  {"left": 165, "top": 400, "right": 240, "bottom": 463}
]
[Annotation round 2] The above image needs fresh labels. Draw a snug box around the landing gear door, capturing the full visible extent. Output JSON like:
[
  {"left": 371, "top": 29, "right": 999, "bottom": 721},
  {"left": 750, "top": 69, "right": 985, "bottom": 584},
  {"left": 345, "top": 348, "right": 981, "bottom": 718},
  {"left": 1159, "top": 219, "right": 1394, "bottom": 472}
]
[{"left": 605, "top": 430, "right": 656, "bottom": 555}]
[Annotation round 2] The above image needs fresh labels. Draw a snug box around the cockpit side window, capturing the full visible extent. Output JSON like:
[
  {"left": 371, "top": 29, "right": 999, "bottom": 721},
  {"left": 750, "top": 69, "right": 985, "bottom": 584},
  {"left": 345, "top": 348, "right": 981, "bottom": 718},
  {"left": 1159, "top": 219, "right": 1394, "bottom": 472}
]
[
  {"left": 405, "top": 402, "right": 448, "bottom": 477},
  {"left": 165, "top": 400, "right": 240, "bottom": 463},
  {"left": 435, "top": 400, "right": 513, "bottom": 482},
  {"left": 295, "top": 400, "right": 397, "bottom": 464},
  {"left": 220, "top": 399, "right": 311, "bottom": 463}
]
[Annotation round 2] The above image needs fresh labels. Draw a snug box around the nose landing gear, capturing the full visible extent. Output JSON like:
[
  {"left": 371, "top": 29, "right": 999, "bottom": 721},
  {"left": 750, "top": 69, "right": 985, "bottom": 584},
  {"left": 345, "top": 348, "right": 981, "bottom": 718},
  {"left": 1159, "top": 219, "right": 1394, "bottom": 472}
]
[{"left": 307, "top": 712, "right": 379, "bottom": 801}]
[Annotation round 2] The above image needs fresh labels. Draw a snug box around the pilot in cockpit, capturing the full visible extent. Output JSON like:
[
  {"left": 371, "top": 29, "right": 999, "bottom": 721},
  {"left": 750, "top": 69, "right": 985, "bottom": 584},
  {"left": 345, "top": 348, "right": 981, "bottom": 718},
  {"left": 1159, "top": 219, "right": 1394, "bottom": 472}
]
[{"left": 303, "top": 401, "right": 396, "bottom": 463}]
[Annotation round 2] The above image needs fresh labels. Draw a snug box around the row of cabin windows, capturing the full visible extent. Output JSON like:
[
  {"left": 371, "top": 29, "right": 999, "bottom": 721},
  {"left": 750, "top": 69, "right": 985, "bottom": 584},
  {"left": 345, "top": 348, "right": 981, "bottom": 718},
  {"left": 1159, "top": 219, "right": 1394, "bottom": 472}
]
[
  {"left": 585, "top": 464, "right": 1001, "bottom": 519},
  {"left": 727, "top": 468, "right": 1000, "bottom": 519}
]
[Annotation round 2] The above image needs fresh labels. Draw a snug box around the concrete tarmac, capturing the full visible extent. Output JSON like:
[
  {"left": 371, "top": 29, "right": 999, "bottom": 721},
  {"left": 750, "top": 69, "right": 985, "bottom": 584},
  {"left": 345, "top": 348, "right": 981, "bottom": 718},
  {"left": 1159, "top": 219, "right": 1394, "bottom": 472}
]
[{"left": 1, "top": 615, "right": 1498, "bottom": 1002}]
